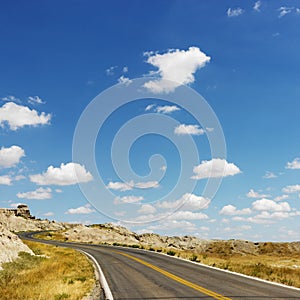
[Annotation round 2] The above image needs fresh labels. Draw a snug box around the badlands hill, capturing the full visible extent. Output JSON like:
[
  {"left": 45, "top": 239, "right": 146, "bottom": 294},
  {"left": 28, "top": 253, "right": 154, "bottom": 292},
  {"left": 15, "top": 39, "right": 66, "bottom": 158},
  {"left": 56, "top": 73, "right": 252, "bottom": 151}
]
[
  {"left": 0, "top": 205, "right": 71, "bottom": 267},
  {"left": 1, "top": 204, "right": 300, "bottom": 267},
  {"left": 50, "top": 223, "right": 300, "bottom": 258}
]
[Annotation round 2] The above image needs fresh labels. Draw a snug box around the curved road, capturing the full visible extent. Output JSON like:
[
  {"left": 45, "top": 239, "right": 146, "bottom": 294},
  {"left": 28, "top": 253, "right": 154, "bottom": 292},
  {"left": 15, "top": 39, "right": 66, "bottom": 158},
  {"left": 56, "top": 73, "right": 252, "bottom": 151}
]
[{"left": 20, "top": 232, "right": 300, "bottom": 299}]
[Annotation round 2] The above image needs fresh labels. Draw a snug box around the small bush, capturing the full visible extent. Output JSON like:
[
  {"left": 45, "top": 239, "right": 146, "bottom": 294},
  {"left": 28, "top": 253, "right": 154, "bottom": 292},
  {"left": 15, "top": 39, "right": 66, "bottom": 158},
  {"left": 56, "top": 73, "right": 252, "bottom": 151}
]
[
  {"left": 190, "top": 254, "right": 198, "bottom": 262},
  {"left": 167, "top": 250, "right": 176, "bottom": 256}
]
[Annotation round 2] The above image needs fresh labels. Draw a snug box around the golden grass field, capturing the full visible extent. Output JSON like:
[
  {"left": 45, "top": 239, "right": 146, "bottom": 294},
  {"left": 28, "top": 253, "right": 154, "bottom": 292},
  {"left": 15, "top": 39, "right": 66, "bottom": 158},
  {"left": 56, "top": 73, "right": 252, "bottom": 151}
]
[
  {"left": 0, "top": 240, "right": 95, "bottom": 300},
  {"left": 176, "top": 250, "right": 300, "bottom": 288}
]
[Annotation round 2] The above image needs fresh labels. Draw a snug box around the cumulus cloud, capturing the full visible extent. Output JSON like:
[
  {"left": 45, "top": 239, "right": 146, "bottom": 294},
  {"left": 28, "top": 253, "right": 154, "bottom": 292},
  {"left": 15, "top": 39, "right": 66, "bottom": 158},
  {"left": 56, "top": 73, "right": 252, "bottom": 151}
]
[
  {"left": 219, "top": 204, "right": 251, "bottom": 215},
  {"left": 17, "top": 187, "right": 52, "bottom": 200},
  {"left": 253, "top": 1, "right": 261, "bottom": 12},
  {"left": 43, "top": 212, "right": 54, "bottom": 217},
  {"left": 0, "top": 145, "right": 25, "bottom": 168},
  {"left": 192, "top": 158, "right": 241, "bottom": 180},
  {"left": 252, "top": 198, "right": 291, "bottom": 212},
  {"left": 227, "top": 8, "right": 244, "bottom": 17},
  {"left": 246, "top": 189, "right": 270, "bottom": 199},
  {"left": 157, "top": 193, "right": 210, "bottom": 211},
  {"left": 114, "top": 195, "right": 144, "bottom": 204},
  {"left": 65, "top": 204, "right": 95, "bottom": 214},
  {"left": 145, "top": 104, "right": 155, "bottom": 111},
  {"left": 148, "top": 220, "right": 196, "bottom": 232},
  {"left": 30, "top": 162, "right": 93, "bottom": 186},
  {"left": 282, "top": 184, "right": 300, "bottom": 194},
  {"left": 1, "top": 95, "right": 20, "bottom": 102},
  {"left": 274, "top": 194, "right": 289, "bottom": 202},
  {"left": 156, "top": 105, "right": 180, "bottom": 114},
  {"left": 278, "top": 6, "right": 294, "bottom": 18},
  {"left": 286, "top": 158, "right": 300, "bottom": 170},
  {"left": 123, "top": 66, "right": 128, "bottom": 73},
  {"left": 0, "top": 175, "right": 12, "bottom": 185},
  {"left": 0, "top": 102, "right": 51, "bottom": 130},
  {"left": 263, "top": 171, "right": 277, "bottom": 179},
  {"left": 248, "top": 211, "right": 291, "bottom": 224},
  {"left": 28, "top": 96, "right": 45, "bottom": 105},
  {"left": 174, "top": 124, "right": 205, "bottom": 136},
  {"left": 118, "top": 76, "right": 132, "bottom": 85},
  {"left": 144, "top": 47, "right": 211, "bottom": 93},
  {"left": 167, "top": 211, "right": 208, "bottom": 220},
  {"left": 138, "top": 204, "right": 156, "bottom": 214},
  {"left": 107, "top": 180, "right": 159, "bottom": 191}
]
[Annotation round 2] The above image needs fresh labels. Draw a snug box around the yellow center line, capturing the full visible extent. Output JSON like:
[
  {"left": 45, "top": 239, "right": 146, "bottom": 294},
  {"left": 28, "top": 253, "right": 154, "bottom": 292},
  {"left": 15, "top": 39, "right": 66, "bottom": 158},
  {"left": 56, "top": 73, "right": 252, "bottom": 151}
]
[{"left": 115, "top": 251, "right": 231, "bottom": 300}]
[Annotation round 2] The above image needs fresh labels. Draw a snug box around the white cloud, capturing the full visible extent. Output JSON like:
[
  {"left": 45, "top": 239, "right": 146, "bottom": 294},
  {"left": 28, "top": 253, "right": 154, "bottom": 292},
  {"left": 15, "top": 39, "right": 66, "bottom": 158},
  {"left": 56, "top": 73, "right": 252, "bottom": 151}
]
[
  {"left": 167, "top": 211, "right": 208, "bottom": 220},
  {"left": 155, "top": 105, "right": 180, "bottom": 114},
  {"left": 123, "top": 66, "right": 128, "bottom": 73},
  {"left": 219, "top": 205, "right": 251, "bottom": 215},
  {"left": 174, "top": 124, "right": 205, "bottom": 136},
  {"left": 252, "top": 198, "right": 291, "bottom": 212},
  {"left": 145, "top": 104, "right": 155, "bottom": 111},
  {"left": 286, "top": 158, "right": 300, "bottom": 170},
  {"left": 107, "top": 181, "right": 133, "bottom": 191},
  {"left": 30, "top": 162, "right": 93, "bottom": 186},
  {"left": 55, "top": 189, "right": 63, "bottom": 193},
  {"left": 253, "top": 1, "right": 261, "bottom": 12},
  {"left": 0, "top": 145, "right": 25, "bottom": 168},
  {"left": 65, "top": 204, "right": 95, "bottom": 214},
  {"left": 0, "top": 102, "right": 51, "bottom": 130},
  {"left": 118, "top": 75, "right": 132, "bottom": 85},
  {"left": 106, "top": 180, "right": 159, "bottom": 191},
  {"left": 192, "top": 158, "right": 241, "bottom": 180},
  {"left": 135, "top": 181, "right": 159, "bottom": 189},
  {"left": 138, "top": 204, "right": 156, "bottom": 214},
  {"left": 160, "top": 165, "right": 167, "bottom": 172},
  {"left": 278, "top": 6, "right": 294, "bottom": 18},
  {"left": 106, "top": 66, "right": 117, "bottom": 76},
  {"left": 227, "top": 8, "right": 244, "bottom": 17},
  {"left": 43, "top": 212, "right": 54, "bottom": 217},
  {"left": 274, "top": 194, "right": 289, "bottom": 202},
  {"left": 246, "top": 189, "right": 270, "bottom": 199},
  {"left": 144, "top": 47, "right": 210, "bottom": 93},
  {"left": 1, "top": 95, "right": 20, "bottom": 102},
  {"left": 296, "top": 8, "right": 300, "bottom": 15},
  {"left": 157, "top": 193, "right": 210, "bottom": 211},
  {"left": 0, "top": 175, "right": 12, "bottom": 185},
  {"left": 263, "top": 171, "right": 277, "bottom": 179},
  {"left": 28, "top": 96, "right": 45, "bottom": 105},
  {"left": 248, "top": 211, "right": 290, "bottom": 224},
  {"left": 17, "top": 187, "right": 52, "bottom": 200},
  {"left": 114, "top": 195, "right": 144, "bottom": 204},
  {"left": 282, "top": 184, "right": 300, "bottom": 194},
  {"left": 148, "top": 220, "right": 196, "bottom": 232}
]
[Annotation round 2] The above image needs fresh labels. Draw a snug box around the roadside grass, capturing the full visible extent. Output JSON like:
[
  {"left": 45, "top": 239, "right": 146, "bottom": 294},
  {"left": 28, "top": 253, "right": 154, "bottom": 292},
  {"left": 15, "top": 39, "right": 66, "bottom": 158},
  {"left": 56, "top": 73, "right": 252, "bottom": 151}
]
[
  {"left": 37, "top": 231, "right": 300, "bottom": 288},
  {"left": 176, "top": 250, "right": 300, "bottom": 288},
  {"left": 0, "top": 240, "right": 95, "bottom": 300}
]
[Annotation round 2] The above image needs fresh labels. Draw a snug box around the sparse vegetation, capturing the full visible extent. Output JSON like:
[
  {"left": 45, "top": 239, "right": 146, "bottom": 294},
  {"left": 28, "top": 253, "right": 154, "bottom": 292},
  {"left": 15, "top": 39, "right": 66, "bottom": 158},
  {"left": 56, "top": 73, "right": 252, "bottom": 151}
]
[
  {"left": 0, "top": 240, "right": 95, "bottom": 300},
  {"left": 36, "top": 229, "right": 300, "bottom": 288}
]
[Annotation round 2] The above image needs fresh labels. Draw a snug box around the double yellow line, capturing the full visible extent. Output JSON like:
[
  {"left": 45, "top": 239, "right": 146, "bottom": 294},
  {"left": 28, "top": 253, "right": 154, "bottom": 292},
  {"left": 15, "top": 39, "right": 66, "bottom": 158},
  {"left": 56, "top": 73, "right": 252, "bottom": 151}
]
[{"left": 116, "top": 251, "right": 231, "bottom": 300}]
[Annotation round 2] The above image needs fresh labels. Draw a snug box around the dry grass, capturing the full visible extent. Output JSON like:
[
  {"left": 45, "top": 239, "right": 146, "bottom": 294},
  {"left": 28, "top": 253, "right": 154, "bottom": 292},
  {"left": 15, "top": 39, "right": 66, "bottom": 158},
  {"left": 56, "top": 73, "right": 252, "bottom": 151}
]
[
  {"left": 0, "top": 240, "right": 95, "bottom": 300},
  {"left": 166, "top": 249, "right": 300, "bottom": 288},
  {"left": 36, "top": 231, "right": 300, "bottom": 288}
]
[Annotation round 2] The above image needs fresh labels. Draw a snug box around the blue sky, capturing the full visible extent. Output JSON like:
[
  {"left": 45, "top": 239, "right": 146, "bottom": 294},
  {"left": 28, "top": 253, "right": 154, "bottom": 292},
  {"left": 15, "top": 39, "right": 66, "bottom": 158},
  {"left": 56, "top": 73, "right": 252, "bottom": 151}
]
[{"left": 1, "top": 1, "right": 300, "bottom": 241}]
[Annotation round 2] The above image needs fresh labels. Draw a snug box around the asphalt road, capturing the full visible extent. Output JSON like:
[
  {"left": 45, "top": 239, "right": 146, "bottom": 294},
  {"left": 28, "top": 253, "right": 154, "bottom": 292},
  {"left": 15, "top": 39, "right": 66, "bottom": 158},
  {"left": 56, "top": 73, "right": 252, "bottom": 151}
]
[{"left": 20, "top": 232, "right": 300, "bottom": 300}]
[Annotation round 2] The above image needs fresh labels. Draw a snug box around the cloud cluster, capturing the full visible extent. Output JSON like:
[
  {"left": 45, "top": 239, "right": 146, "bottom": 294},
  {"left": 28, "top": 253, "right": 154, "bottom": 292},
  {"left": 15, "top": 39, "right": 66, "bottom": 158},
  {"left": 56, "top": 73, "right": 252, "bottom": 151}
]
[
  {"left": 0, "top": 145, "right": 25, "bottom": 168},
  {"left": 0, "top": 102, "right": 51, "bottom": 130},
  {"left": 0, "top": 175, "right": 12, "bottom": 185},
  {"left": 65, "top": 204, "right": 95, "bottom": 215},
  {"left": 174, "top": 124, "right": 205, "bottom": 136},
  {"left": 227, "top": 8, "right": 244, "bottom": 17},
  {"left": 246, "top": 189, "right": 270, "bottom": 199},
  {"left": 17, "top": 187, "right": 52, "bottom": 200},
  {"left": 192, "top": 158, "right": 241, "bottom": 180},
  {"left": 30, "top": 162, "right": 93, "bottom": 186},
  {"left": 144, "top": 47, "right": 210, "bottom": 93},
  {"left": 286, "top": 158, "right": 300, "bottom": 169},
  {"left": 107, "top": 180, "right": 159, "bottom": 191}
]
